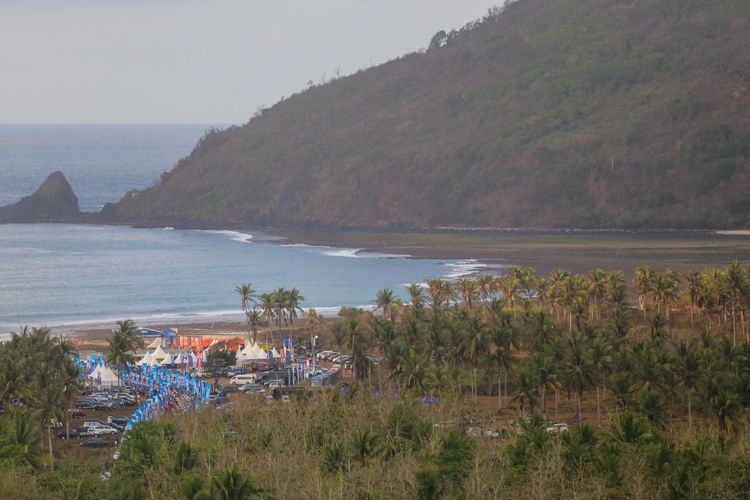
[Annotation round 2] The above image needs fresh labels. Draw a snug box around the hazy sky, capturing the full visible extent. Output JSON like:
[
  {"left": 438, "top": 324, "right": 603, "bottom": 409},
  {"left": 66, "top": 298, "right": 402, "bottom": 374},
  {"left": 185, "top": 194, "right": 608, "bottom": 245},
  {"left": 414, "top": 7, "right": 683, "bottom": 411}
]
[{"left": 1, "top": 1, "right": 501, "bottom": 124}]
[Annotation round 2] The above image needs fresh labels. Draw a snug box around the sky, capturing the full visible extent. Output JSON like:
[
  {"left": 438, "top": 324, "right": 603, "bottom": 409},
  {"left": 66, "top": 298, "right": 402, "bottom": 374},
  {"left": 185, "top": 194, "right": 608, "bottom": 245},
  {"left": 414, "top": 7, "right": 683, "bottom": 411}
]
[{"left": 0, "top": 1, "right": 502, "bottom": 125}]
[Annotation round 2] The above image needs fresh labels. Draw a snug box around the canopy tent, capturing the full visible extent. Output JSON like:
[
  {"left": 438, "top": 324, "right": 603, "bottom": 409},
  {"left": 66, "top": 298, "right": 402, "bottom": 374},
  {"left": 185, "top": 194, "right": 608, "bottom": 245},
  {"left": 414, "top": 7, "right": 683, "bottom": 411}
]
[
  {"left": 158, "top": 353, "right": 174, "bottom": 366},
  {"left": 188, "top": 352, "right": 198, "bottom": 367},
  {"left": 146, "top": 337, "right": 163, "bottom": 350},
  {"left": 152, "top": 345, "right": 169, "bottom": 362},
  {"left": 270, "top": 348, "right": 280, "bottom": 359},
  {"left": 137, "top": 352, "right": 155, "bottom": 366},
  {"left": 89, "top": 364, "right": 119, "bottom": 387}
]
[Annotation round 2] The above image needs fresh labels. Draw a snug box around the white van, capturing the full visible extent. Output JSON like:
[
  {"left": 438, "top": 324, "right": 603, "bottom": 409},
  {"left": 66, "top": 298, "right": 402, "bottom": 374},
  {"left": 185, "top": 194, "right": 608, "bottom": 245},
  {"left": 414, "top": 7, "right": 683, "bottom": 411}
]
[{"left": 230, "top": 373, "right": 258, "bottom": 385}]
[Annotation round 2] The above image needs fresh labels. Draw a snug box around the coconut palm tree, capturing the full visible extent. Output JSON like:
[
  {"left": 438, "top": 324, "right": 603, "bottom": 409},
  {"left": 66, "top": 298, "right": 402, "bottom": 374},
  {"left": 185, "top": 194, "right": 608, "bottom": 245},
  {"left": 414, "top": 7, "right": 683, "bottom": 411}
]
[
  {"left": 286, "top": 288, "right": 305, "bottom": 324},
  {"left": 674, "top": 341, "right": 701, "bottom": 429},
  {"left": 245, "top": 308, "right": 262, "bottom": 343},
  {"left": 586, "top": 268, "right": 607, "bottom": 321},
  {"left": 210, "top": 465, "right": 261, "bottom": 499},
  {"left": 476, "top": 274, "right": 495, "bottom": 306},
  {"left": 532, "top": 355, "right": 561, "bottom": 419},
  {"left": 374, "top": 288, "right": 396, "bottom": 320},
  {"left": 36, "top": 380, "right": 65, "bottom": 469},
  {"left": 407, "top": 283, "right": 426, "bottom": 312},
  {"left": 590, "top": 335, "right": 614, "bottom": 423},
  {"left": 455, "top": 277, "right": 479, "bottom": 309},
  {"left": 460, "top": 316, "right": 489, "bottom": 400},
  {"left": 633, "top": 267, "right": 655, "bottom": 320},
  {"left": 234, "top": 283, "right": 256, "bottom": 314},
  {"left": 565, "top": 336, "right": 595, "bottom": 427},
  {"left": 106, "top": 331, "right": 135, "bottom": 386}
]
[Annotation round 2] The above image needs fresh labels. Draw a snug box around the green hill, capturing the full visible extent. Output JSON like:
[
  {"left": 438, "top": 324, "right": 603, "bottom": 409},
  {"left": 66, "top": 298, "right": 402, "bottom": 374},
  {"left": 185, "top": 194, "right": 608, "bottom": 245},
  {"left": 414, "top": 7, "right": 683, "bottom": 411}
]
[{"left": 114, "top": 0, "right": 750, "bottom": 229}]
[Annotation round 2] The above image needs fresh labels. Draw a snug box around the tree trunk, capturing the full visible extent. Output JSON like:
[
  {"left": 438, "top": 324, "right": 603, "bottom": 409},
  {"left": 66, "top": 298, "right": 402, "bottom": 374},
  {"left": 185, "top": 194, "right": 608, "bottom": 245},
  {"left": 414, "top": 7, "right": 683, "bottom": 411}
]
[
  {"left": 576, "top": 390, "right": 582, "bottom": 428},
  {"left": 542, "top": 389, "right": 547, "bottom": 418},
  {"left": 596, "top": 385, "right": 601, "bottom": 424},
  {"left": 555, "top": 390, "right": 559, "bottom": 421},
  {"left": 497, "top": 374, "right": 502, "bottom": 410},
  {"left": 48, "top": 425, "right": 54, "bottom": 470},
  {"left": 687, "top": 392, "right": 692, "bottom": 431}
]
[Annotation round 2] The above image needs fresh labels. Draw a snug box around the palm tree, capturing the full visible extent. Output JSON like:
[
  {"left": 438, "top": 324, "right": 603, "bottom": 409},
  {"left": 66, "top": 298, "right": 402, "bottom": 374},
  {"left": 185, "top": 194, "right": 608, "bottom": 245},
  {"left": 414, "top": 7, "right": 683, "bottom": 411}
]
[
  {"left": 455, "top": 277, "right": 478, "bottom": 309},
  {"left": 426, "top": 278, "right": 453, "bottom": 312},
  {"left": 407, "top": 283, "right": 426, "bottom": 311},
  {"left": 106, "top": 331, "right": 135, "bottom": 386},
  {"left": 674, "top": 341, "right": 701, "bottom": 429},
  {"left": 532, "top": 355, "right": 561, "bottom": 419},
  {"left": 633, "top": 267, "right": 655, "bottom": 320},
  {"left": 460, "top": 316, "right": 488, "bottom": 401},
  {"left": 258, "top": 293, "right": 275, "bottom": 343},
  {"left": 565, "top": 337, "right": 595, "bottom": 427},
  {"left": 234, "top": 283, "right": 256, "bottom": 314},
  {"left": 684, "top": 270, "right": 705, "bottom": 329},
  {"left": 488, "top": 317, "right": 515, "bottom": 409},
  {"left": 210, "top": 465, "right": 261, "bottom": 499},
  {"left": 586, "top": 268, "right": 607, "bottom": 321},
  {"left": 245, "top": 308, "right": 262, "bottom": 343},
  {"left": 114, "top": 319, "right": 143, "bottom": 349},
  {"left": 286, "top": 288, "right": 305, "bottom": 324},
  {"left": 37, "top": 380, "right": 65, "bottom": 469},
  {"left": 523, "top": 310, "right": 559, "bottom": 352},
  {"left": 590, "top": 335, "right": 614, "bottom": 423},
  {"left": 512, "top": 369, "right": 539, "bottom": 415},
  {"left": 476, "top": 274, "right": 495, "bottom": 306},
  {"left": 495, "top": 272, "right": 520, "bottom": 313},
  {"left": 374, "top": 288, "right": 396, "bottom": 320}
]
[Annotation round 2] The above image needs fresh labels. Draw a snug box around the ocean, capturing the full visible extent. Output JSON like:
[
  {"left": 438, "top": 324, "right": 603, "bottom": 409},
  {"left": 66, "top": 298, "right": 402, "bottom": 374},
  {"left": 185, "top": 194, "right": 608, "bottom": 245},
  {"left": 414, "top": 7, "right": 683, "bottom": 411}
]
[{"left": 0, "top": 125, "right": 493, "bottom": 335}]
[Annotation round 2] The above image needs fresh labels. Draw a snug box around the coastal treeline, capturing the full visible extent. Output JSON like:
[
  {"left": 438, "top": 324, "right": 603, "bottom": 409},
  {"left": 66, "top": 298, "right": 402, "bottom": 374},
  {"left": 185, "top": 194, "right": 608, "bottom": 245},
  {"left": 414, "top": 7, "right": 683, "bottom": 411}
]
[{"left": 2, "top": 262, "right": 750, "bottom": 498}]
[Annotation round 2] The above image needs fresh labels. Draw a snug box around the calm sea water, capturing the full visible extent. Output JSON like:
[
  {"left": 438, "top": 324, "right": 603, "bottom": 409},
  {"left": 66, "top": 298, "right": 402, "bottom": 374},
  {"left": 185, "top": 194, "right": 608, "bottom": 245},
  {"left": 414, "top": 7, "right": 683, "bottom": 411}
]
[
  {"left": 0, "top": 224, "right": 487, "bottom": 334},
  {"left": 0, "top": 125, "right": 492, "bottom": 335},
  {"left": 0, "top": 124, "right": 214, "bottom": 211}
]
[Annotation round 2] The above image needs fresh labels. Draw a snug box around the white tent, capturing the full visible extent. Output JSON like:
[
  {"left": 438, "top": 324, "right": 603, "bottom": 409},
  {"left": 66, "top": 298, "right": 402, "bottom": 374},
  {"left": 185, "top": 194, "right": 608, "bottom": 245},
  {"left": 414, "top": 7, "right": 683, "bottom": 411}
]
[
  {"left": 89, "top": 364, "right": 119, "bottom": 387},
  {"left": 242, "top": 343, "right": 266, "bottom": 360},
  {"left": 152, "top": 345, "right": 169, "bottom": 362},
  {"left": 137, "top": 351, "right": 155, "bottom": 366},
  {"left": 159, "top": 353, "right": 174, "bottom": 366},
  {"left": 270, "top": 347, "right": 280, "bottom": 360},
  {"left": 146, "top": 337, "right": 162, "bottom": 350},
  {"left": 173, "top": 352, "right": 188, "bottom": 365}
]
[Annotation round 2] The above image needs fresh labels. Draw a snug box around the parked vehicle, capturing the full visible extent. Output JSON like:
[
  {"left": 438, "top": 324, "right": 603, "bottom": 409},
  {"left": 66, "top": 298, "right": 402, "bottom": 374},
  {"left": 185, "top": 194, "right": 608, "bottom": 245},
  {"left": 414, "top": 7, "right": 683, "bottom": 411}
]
[
  {"left": 546, "top": 423, "right": 569, "bottom": 434},
  {"left": 80, "top": 438, "right": 110, "bottom": 448},
  {"left": 230, "top": 373, "right": 258, "bottom": 385},
  {"left": 89, "top": 425, "right": 119, "bottom": 436},
  {"left": 107, "top": 416, "right": 129, "bottom": 429},
  {"left": 68, "top": 409, "right": 87, "bottom": 418},
  {"left": 57, "top": 429, "right": 81, "bottom": 440},
  {"left": 238, "top": 384, "right": 263, "bottom": 394}
]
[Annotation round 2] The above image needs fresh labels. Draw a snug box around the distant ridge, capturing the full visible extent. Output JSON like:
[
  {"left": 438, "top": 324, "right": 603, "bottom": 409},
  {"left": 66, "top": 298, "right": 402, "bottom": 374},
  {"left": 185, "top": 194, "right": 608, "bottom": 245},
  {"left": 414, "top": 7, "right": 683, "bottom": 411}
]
[{"left": 10, "top": 0, "right": 750, "bottom": 230}]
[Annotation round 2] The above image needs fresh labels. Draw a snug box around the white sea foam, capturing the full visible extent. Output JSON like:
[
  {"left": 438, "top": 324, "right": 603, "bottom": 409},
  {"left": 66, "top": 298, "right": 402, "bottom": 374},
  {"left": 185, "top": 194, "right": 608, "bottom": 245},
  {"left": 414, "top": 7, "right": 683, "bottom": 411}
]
[
  {"left": 200, "top": 230, "right": 253, "bottom": 244},
  {"left": 321, "top": 248, "right": 412, "bottom": 259},
  {"left": 442, "top": 259, "right": 507, "bottom": 279}
]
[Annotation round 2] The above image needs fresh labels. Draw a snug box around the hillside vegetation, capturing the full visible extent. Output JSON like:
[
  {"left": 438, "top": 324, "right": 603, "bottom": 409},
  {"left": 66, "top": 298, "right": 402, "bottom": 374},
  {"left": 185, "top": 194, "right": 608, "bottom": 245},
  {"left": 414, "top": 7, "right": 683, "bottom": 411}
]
[{"left": 115, "top": 0, "right": 750, "bottom": 229}]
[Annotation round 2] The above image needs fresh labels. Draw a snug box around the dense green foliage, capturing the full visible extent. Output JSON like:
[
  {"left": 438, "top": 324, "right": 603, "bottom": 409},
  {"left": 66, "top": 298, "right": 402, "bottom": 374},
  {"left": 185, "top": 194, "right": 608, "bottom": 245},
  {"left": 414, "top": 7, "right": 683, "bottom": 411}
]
[
  {"left": 115, "top": 0, "right": 750, "bottom": 229},
  {"left": 5, "top": 260, "right": 750, "bottom": 497},
  {"left": 0, "top": 327, "right": 80, "bottom": 469}
]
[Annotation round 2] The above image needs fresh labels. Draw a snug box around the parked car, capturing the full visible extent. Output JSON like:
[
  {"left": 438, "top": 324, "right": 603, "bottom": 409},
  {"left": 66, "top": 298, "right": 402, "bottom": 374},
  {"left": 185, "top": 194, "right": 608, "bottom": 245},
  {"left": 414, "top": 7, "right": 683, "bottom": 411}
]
[
  {"left": 86, "top": 423, "right": 119, "bottom": 435},
  {"left": 57, "top": 429, "right": 81, "bottom": 440},
  {"left": 107, "top": 416, "right": 129, "bottom": 427},
  {"left": 230, "top": 373, "right": 259, "bottom": 385},
  {"left": 68, "top": 408, "right": 87, "bottom": 418},
  {"left": 546, "top": 423, "right": 569, "bottom": 434},
  {"left": 238, "top": 384, "right": 263, "bottom": 394},
  {"left": 80, "top": 438, "right": 110, "bottom": 448},
  {"left": 222, "top": 384, "right": 240, "bottom": 393}
]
